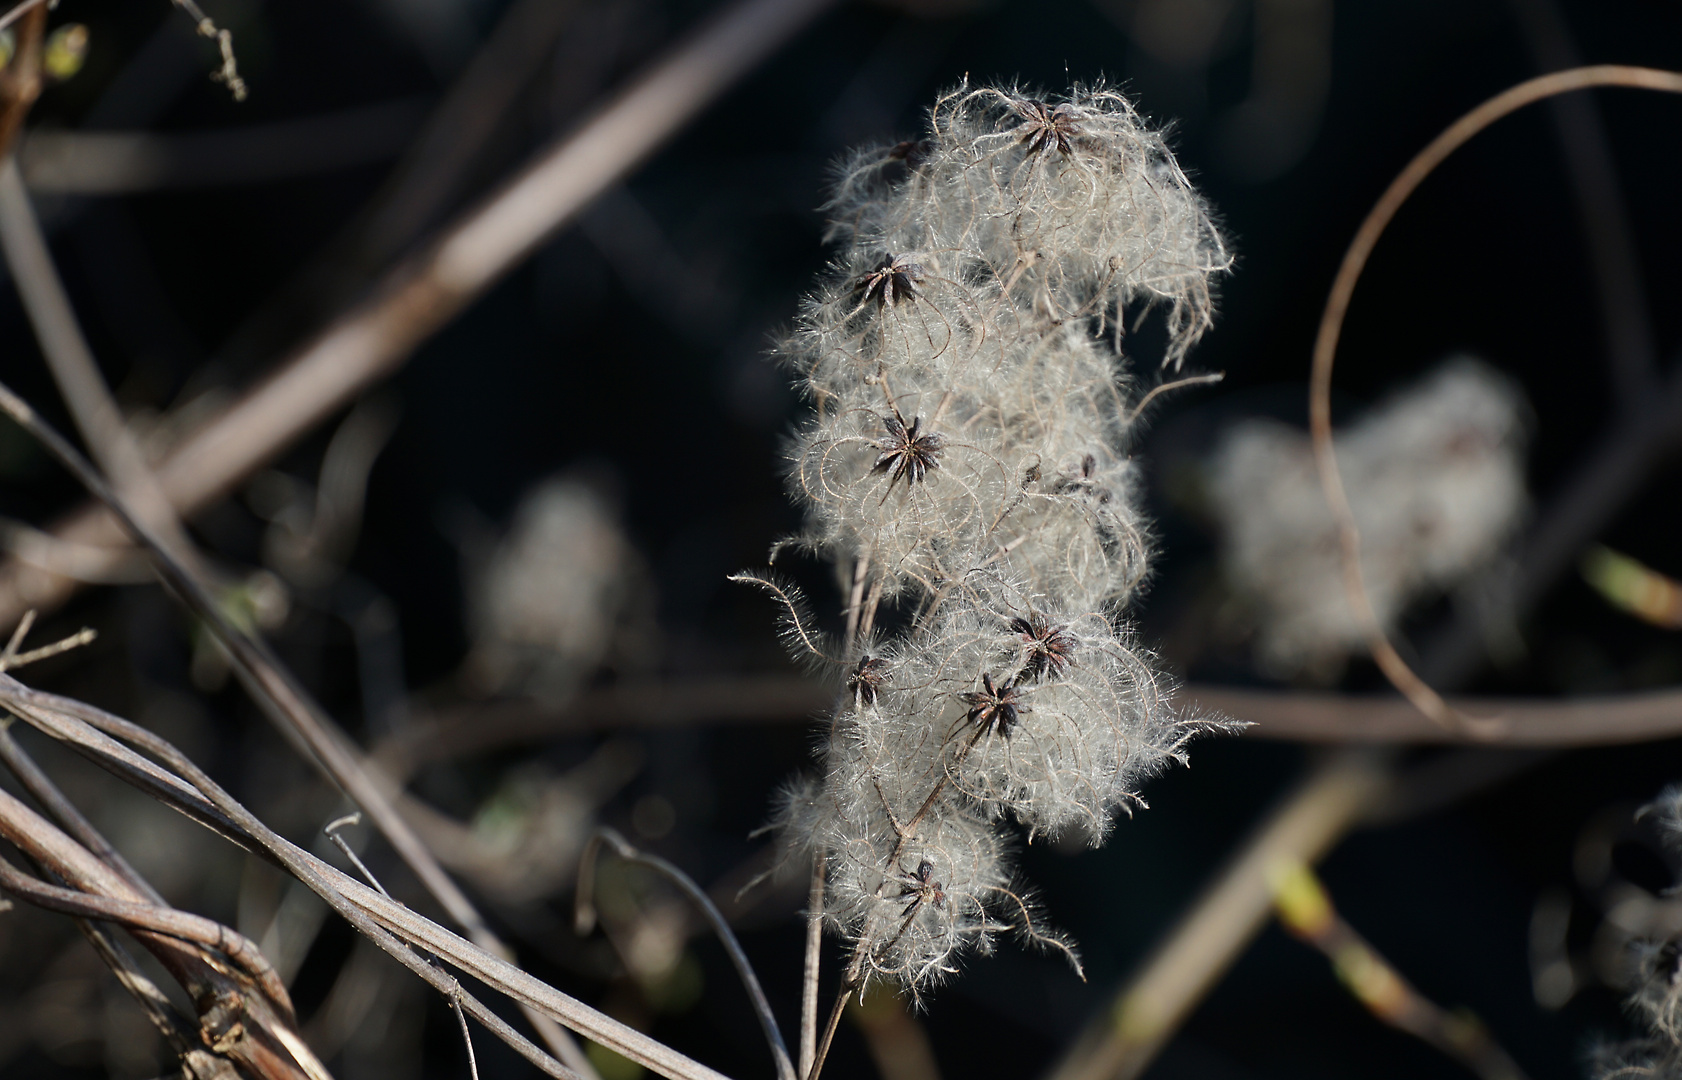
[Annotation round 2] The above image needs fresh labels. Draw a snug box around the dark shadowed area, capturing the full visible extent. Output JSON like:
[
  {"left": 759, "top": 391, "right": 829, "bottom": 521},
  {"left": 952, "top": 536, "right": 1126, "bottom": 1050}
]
[{"left": 0, "top": 1, "right": 1680, "bottom": 1079}]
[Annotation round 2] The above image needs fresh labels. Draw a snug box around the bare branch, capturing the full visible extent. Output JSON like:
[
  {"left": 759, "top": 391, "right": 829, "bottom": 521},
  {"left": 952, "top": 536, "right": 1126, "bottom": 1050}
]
[
  {"left": 0, "top": 848, "right": 296, "bottom": 1026},
  {"left": 364, "top": 673, "right": 1682, "bottom": 778},
  {"left": 800, "top": 855, "right": 825, "bottom": 1080},
  {"left": 19, "top": 99, "right": 426, "bottom": 194},
  {"left": 0, "top": 784, "right": 323, "bottom": 1080},
  {"left": 169, "top": 0, "right": 246, "bottom": 101},
  {"left": 0, "top": 156, "right": 203, "bottom": 575},
  {"left": 0, "top": 0, "right": 45, "bottom": 157},
  {"left": 1193, "top": 684, "right": 1682, "bottom": 746},
  {"left": 0, "top": 367, "right": 597, "bottom": 1071},
  {"left": 0, "top": 0, "right": 48, "bottom": 34},
  {"left": 1044, "top": 751, "right": 1392, "bottom": 1080},
  {"left": 1272, "top": 860, "right": 1532, "bottom": 1080},
  {"left": 0, "top": 0, "right": 840, "bottom": 631}
]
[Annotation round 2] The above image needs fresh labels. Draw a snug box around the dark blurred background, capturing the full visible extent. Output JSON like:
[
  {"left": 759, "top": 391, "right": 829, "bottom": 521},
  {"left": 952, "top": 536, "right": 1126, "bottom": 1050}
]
[{"left": 2, "top": 0, "right": 1682, "bottom": 1078}]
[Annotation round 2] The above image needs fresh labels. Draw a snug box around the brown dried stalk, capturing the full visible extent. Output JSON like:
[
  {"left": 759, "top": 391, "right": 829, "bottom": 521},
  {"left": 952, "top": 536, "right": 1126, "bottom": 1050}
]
[
  {"left": 0, "top": 673, "right": 734, "bottom": 1080},
  {"left": 0, "top": 153, "right": 598, "bottom": 1073},
  {"left": 0, "top": 782, "right": 324, "bottom": 1080}
]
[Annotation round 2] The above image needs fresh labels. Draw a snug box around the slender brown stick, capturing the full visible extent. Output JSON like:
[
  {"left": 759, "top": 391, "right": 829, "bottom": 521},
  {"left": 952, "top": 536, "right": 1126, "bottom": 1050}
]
[
  {"left": 1123, "top": 371, "right": 1224, "bottom": 426},
  {"left": 1273, "top": 860, "right": 1531, "bottom": 1080},
  {"left": 578, "top": 828, "right": 796, "bottom": 1080},
  {"left": 0, "top": 0, "right": 840, "bottom": 630},
  {"left": 169, "top": 0, "right": 246, "bottom": 101},
  {"left": 0, "top": 157, "right": 202, "bottom": 572},
  {"left": 0, "top": 376, "right": 605, "bottom": 1072},
  {"left": 0, "top": 717, "right": 207, "bottom": 1065},
  {"left": 0, "top": 784, "right": 324, "bottom": 1080},
  {"left": 0, "top": 720, "right": 159, "bottom": 902},
  {"left": 0, "top": 848, "right": 296, "bottom": 1025},
  {"left": 808, "top": 956, "right": 867, "bottom": 1080},
  {"left": 19, "top": 99, "right": 427, "bottom": 194},
  {"left": 843, "top": 557, "right": 870, "bottom": 652},
  {"left": 1191, "top": 684, "right": 1682, "bottom": 746},
  {"left": 0, "top": 0, "right": 47, "bottom": 34},
  {"left": 0, "top": 626, "right": 95, "bottom": 671},
  {"left": 1309, "top": 65, "right": 1682, "bottom": 734},
  {"left": 1044, "top": 751, "right": 1392, "bottom": 1080},
  {"left": 0, "top": 2, "right": 44, "bottom": 159},
  {"left": 363, "top": 674, "right": 1682, "bottom": 776}
]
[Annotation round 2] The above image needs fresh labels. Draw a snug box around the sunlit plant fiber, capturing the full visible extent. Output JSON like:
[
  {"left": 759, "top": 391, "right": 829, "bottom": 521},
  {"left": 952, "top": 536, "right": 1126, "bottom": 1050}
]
[{"left": 745, "top": 80, "right": 1236, "bottom": 999}]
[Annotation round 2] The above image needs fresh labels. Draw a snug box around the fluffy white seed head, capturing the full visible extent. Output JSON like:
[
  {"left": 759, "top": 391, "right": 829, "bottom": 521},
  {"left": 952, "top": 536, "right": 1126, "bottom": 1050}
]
[
  {"left": 891, "top": 578, "right": 1219, "bottom": 842},
  {"left": 754, "top": 80, "right": 1229, "bottom": 996},
  {"left": 1586, "top": 787, "right": 1682, "bottom": 1080},
  {"left": 824, "top": 82, "right": 1230, "bottom": 370},
  {"left": 466, "top": 477, "right": 653, "bottom": 700},
  {"left": 1208, "top": 358, "right": 1528, "bottom": 681}
]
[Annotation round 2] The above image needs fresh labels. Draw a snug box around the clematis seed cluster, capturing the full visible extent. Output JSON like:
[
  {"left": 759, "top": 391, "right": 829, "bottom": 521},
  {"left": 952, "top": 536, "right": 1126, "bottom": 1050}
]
[{"left": 753, "top": 82, "right": 1233, "bottom": 996}]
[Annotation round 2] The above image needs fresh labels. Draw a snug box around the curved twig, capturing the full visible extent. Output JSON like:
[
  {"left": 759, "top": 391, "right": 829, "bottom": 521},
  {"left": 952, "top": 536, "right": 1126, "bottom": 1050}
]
[
  {"left": 1309, "top": 65, "right": 1682, "bottom": 735},
  {"left": 0, "top": 851, "right": 296, "bottom": 1025},
  {"left": 578, "top": 827, "right": 796, "bottom": 1080}
]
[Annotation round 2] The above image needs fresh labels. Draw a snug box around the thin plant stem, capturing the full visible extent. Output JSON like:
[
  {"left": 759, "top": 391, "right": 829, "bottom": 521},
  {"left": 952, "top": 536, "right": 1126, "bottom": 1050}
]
[
  {"left": 0, "top": 627, "right": 95, "bottom": 672},
  {"left": 454, "top": 996, "right": 481, "bottom": 1080},
  {"left": 1272, "top": 860, "right": 1531, "bottom": 1080},
  {"left": 0, "top": 676, "right": 698, "bottom": 1080},
  {"left": 1188, "top": 683, "right": 1682, "bottom": 745},
  {"left": 1308, "top": 65, "right": 1682, "bottom": 736},
  {"left": 0, "top": 0, "right": 46, "bottom": 34},
  {"left": 0, "top": 721, "right": 161, "bottom": 903},
  {"left": 365, "top": 674, "right": 1682, "bottom": 770},
  {"left": 578, "top": 827, "right": 796, "bottom": 1080},
  {"left": 1044, "top": 750, "right": 1392, "bottom": 1080},
  {"left": 0, "top": 157, "right": 199, "bottom": 573},
  {"left": 0, "top": 711, "right": 205, "bottom": 1062},
  {"left": 0, "top": 609, "right": 29, "bottom": 662},
  {"left": 808, "top": 958, "right": 866, "bottom": 1080},
  {"left": 842, "top": 557, "right": 869, "bottom": 652},
  {"left": 799, "top": 855, "right": 825, "bottom": 1080},
  {"left": 324, "top": 813, "right": 486, "bottom": 1080},
  {"left": 324, "top": 813, "right": 392, "bottom": 898},
  {"left": 0, "top": 2, "right": 44, "bottom": 158},
  {"left": 1122, "top": 371, "right": 1224, "bottom": 426},
  {"left": 0, "top": 846, "right": 296, "bottom": 1026}
]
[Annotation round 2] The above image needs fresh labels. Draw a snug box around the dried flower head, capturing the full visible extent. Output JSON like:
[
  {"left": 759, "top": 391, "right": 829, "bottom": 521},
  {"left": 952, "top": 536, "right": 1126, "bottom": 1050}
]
[
  {"left": 1011, "top": 614, "right": 1077, "bottom": 680},
  {"left": 873, "top": 410, "right": 945, "bottom": 492},
  {"left": 961, "top": 672, "right": 1030, "bottom": 739},
  {"left": 466, "top": 476, "right": 654, "bottom": 700},
  {"left": 1588, "top": 787, "right": 1682, "bottom": 1079}
]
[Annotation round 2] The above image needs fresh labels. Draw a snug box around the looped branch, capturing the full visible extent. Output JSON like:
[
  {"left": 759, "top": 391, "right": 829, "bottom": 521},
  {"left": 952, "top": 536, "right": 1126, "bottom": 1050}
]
[{"left": 1309, "top": 64, "right": 1682, "bottom": 736}]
